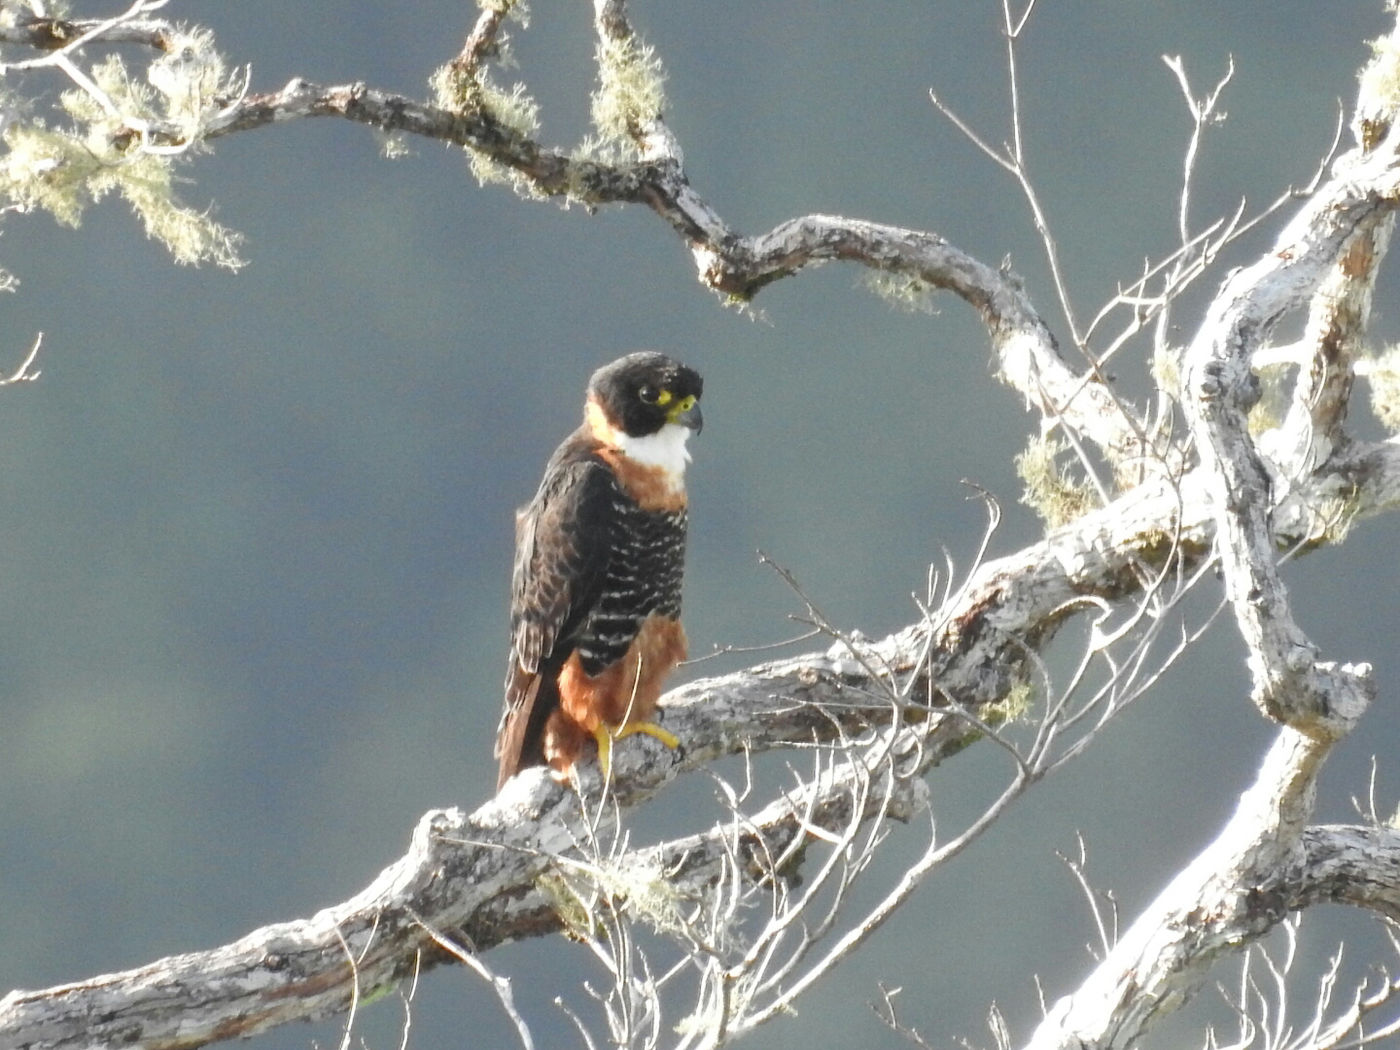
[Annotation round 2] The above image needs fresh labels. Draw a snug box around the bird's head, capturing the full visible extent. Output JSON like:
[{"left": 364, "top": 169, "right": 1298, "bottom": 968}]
[{"left": 585, "top": 353, "right": 704, "bottom": 465}]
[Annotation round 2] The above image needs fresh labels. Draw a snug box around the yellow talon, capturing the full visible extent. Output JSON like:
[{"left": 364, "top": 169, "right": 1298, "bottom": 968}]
[{"left": 592, "top": 720, "right": 682, "bottom": 781}]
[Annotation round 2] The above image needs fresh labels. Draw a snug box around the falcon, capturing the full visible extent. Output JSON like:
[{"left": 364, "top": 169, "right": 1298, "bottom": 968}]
[{"left": 495, "top": 351, "right": 704, "bottom": 790}]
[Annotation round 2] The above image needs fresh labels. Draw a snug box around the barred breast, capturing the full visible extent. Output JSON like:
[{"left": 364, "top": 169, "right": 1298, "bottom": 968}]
[{"left": 574, "top": 501, "right": 687, "bottom": 676}]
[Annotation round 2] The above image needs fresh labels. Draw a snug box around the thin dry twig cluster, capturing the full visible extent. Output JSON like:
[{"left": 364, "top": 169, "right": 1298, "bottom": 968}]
[{"left": 3, "top": 2, "right": 1400, "bottom": 1049}]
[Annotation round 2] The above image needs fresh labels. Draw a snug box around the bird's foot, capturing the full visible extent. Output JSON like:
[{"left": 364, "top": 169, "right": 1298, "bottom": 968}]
[{"left": 592, "top": 720, "right": 682, "bottom": 780}]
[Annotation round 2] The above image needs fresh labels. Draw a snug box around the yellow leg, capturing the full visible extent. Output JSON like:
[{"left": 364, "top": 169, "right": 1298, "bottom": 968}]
[{"left": 591, "top": 720, "right": 681, "bottom": 781}]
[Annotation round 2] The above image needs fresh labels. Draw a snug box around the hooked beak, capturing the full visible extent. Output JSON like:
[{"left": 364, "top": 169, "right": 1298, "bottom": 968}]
[{"left": 673, "top": 400, "right": 703, "bottom": 434}]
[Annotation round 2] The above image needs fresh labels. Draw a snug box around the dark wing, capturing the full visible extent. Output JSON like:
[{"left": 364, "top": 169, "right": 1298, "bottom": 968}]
[{"left": 495, "top": 449, "right": 619, "bottom": 787}]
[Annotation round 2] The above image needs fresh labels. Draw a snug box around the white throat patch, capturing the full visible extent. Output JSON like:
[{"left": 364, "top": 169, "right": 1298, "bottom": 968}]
[{"left": 615, "top": 422, "right": 693, "bottom": 480}]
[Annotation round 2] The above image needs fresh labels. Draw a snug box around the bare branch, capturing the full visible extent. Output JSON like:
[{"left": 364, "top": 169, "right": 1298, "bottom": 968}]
[
  {"left": 0, "top": 3, "right": 171, "bottom": 63},
  {"left": 412, "top": 913, "right": 536, "bottom": 1050},
  {"left": 1179, "top": 36, "right": 1400, "bottom": 728},
  {"left": 0, "top": 332, "right": 41, "bottom": 385},
  {"left": 1, "top": 7, "right": 1399, "bottom": 1050},
  {"left": 1163, "top": 53, "right": 1235, "bottom": 250},
  {"left": 1026, "top": 725, "right": 1339, "bottom": 1050}
]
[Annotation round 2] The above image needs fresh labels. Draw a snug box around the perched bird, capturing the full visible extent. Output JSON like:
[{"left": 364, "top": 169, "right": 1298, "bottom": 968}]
[{"left": 495, "top": 352, "right": 704, "bottom": 790}]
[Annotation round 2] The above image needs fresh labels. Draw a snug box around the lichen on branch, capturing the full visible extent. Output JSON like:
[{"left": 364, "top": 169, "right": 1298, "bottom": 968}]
[{"left": 0, "top": 28, "right": 244, "bottom": 267}]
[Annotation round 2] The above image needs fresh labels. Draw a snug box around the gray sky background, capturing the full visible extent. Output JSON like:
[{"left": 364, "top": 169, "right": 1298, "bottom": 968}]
[{"left": 3, "top": 4, "right": 1399, "bottom": 1049}]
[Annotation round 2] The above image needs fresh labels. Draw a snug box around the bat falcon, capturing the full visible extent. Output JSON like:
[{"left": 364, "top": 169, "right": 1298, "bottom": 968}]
[{"left": 495, "top": 351, "right": 703, "bottom": 790}]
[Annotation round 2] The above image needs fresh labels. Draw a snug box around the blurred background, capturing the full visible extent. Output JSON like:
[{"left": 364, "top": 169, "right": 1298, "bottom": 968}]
[{"left": 2, "top": 3, "right": 1399, "bottom": 1048}]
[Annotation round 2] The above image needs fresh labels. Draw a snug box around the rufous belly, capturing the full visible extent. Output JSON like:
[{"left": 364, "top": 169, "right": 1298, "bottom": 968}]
[{"left": 543, "top": 613, "right": 687, "bottom": 777}]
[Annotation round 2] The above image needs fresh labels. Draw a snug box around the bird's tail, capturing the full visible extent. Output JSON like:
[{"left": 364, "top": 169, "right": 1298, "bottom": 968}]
[{"left": 495, "top": 668, "right": 558, "bottom": 791}]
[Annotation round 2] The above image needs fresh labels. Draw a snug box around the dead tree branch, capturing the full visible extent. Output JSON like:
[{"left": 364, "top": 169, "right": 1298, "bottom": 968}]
[{"left": 3, "top": 3, "right": 1400, "bottom": 1050}]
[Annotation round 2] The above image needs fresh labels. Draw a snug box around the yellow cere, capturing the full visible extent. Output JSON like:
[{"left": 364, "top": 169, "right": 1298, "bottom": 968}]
[
  {"left": 666, "top": 394, "right": 696, "bottom": 422},
  {"left": 655, "top": 389, "right": 673, "bottom": 406}
]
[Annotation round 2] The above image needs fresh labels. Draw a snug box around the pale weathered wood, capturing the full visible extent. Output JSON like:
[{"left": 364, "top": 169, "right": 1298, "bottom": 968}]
[
  {"left": 4, "top": 432, "right": 1399, "bottom": 1049},
  {"left": 4, "top": 4, "right": 1400, "bottom": 1050}
]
